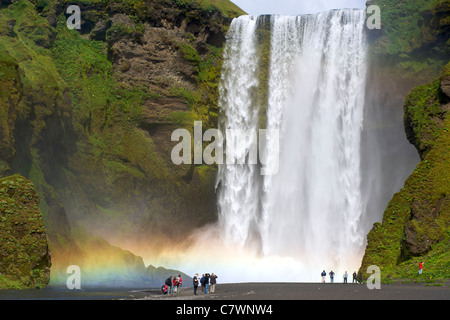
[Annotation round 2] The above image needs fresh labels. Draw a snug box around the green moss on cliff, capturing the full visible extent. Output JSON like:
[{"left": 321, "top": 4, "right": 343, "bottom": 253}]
[
  {"left": 360, "top": 63, "right": 450, "bottom": 282},
  {"left": 369, "top": 0, "right": 449, "bottom": 80},
  {"left": 0, "top": 53, "right": 21, "bottom": 169},
  {"left": 0, "top": 0, "right": 239, "bottom": 286},
  {"left": 0, "top": 175, "right": 51, "bottom": 289},
  {"left": 404, "top": 78, "right": 446, "bottom": 158}
]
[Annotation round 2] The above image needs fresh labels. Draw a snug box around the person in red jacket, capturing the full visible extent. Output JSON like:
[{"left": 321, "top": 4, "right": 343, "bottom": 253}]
[
  {"left": 172, "top": 276, "right": 178, "bottom": 294},
  {"left": 419, "top": 262, "right": 424, "bottom": 275},
  {"left": 176, "top": 274, "right": 183, "bottom": 294},
  {"left": 161, "top": 284, "right": 168, "bottom": 295}
]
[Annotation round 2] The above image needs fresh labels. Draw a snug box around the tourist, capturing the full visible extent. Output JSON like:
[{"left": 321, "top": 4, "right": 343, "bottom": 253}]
[
  {"left": 204, "top": 273, "right": 210, "bottom": 294},
  {"left": 176, "top": 274, "right": 182, "bottom": 294},
  {"left": 172, "top": 276, "right": 178, "bottom": 294},
  {"left": 193, "top": 273, "right": 199, "bottom": 295},
  {"left": 352, "top": 271, "right": 357, "bottom": 283},
  {"left": 419, "top": 261, "right": 424, "bottom": 275},
  {"left": 343, "top": 271, "right": 348, "bottom": 283},
  {"left": 209, "top": 273, "right": 218, "bottom": 293},
  {"left": 329, "top": 270, "right": 335, "bottom": 283},
  {"left": 165, "top": 276, "right": 173, "bottom": 294},
  {"left": 161, "top": 283, "right": 168, "bottom": 295},
  {"left": 321, "top": 270, "right": 326, "bottom": 283},
  {"left": 200, "top": 274, "right": 206, "bottom": 293}
]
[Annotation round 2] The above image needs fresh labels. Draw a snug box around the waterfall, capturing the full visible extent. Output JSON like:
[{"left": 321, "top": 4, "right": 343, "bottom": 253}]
[{"left": 215, "top": 10, "right": 369, "bottom": 281}]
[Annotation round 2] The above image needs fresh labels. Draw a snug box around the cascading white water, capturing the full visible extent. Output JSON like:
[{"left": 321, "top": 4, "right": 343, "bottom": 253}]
[
  {"left": 215, "top": 10, "right": 369, "bottom": 281},
  {"left": 216, "top": 16, "right": 262, "bottom": 247}
]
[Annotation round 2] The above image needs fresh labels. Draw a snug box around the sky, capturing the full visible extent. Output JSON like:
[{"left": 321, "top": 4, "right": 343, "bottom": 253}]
[{"left": 231, "top": 0, "right": 367, "bottom": 16}]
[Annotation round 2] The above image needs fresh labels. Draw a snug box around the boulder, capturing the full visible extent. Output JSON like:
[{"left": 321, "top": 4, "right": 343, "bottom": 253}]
[{"left": 0, "top": 175, "right": 51, "bottom": 289}]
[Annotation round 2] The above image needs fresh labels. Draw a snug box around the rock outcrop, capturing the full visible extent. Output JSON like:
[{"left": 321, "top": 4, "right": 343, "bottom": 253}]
[
  {"left": 0, "top": 175, "right": 51, "bottom": 289},
  {"left": 404, "top": 63, "right": 450, "bottom": 159},
  {"left": 360, "top": 62, "right": 450, "bottom": 280}
]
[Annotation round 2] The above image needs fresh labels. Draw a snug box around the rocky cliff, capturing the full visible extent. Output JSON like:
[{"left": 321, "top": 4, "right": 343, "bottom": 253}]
[
  {"left": 0, "top": 0, "right": 245, "bottom": 287},
  {"left": 360, "top": 62, "right": 450, "bottom": 281},
  {"left": 0, "top": 175, "right": 51, "bottom": 289},
  {"left": 2, "top": 0, "right": 448, "bottom": 287},
  {"left": 358, "top": 0, "right": 450, "bottom": 281}
]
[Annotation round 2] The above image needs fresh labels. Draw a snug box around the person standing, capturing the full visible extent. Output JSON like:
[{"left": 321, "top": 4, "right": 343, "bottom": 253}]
[
  {"left": 329, "top": 270, "right": 335, "bottom": 283},
  {"left": 352, "top": 271, "right": 357, "bottom": 283},
  {"left": 165, "top": 276, "right": 173, "bottom": 295},
  {"left": 172, "top": 276, "right": 178, "bottom": 294},
  {"left": 200, "top": 274, "right": 206, "bottom": 293},
  {"left": 204, "top": 273, "right": 210, "bottom": 294},
  {"left": 419, "top": 262, "right": 424, "bottom": 275},
  {"left": 209, "top": 273, "right": 218, "bottom": 293},
  {"left": 321, "top": 270, "right": 326, "bottom": 283},
  {"left": 193, "top": 273, "right": 199, "bottom": 295},
  {"left": 176, "top": 274, "right": 182, "bottom": 294},
  {"left": 343, "top": 271, "right": 348, "bottom": 283}
]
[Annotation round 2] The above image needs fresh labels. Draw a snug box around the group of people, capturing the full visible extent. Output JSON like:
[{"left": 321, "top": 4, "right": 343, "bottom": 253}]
[
  {"left": 321, "top": 270, "right": 362, "bottom": 284},
  {"left": 161, "top": 273, "right": 218, "bottom": 296},
  {"left": 162, "top": 274, "right": 183, "bottom": 295},
  {"left": 193, "top": 273, "right": 218, "bottom": 295}
]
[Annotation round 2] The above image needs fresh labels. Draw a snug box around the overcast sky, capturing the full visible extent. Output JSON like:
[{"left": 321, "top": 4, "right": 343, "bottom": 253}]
[{"left": 232, "top": 0, "right": 367, "bottom": 16}]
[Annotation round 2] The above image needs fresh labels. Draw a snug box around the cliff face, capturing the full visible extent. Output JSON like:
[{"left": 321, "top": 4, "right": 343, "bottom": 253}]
[
  {"left": 358, "top": 0, "right": 450, "bottom": 281},
  {"left": 362, "top": 1, "right": 450, "bottom": 230},
  {"left": 367, "top": 0, "right": 449, "bottom": 82},
  {"left": 0, "top": 175, "right": 51, "bottom": 289},
  {"left": 0, "top": 0, "right": 245, "bottom": 285},
  {"left": 360, "top": 62, "right": 450, "bottom": 280},
  {"left": 404, "top": 64, "right": 450, "bottom": 159}
]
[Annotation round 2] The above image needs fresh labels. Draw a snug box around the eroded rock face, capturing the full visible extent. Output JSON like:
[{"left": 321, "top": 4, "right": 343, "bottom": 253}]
[
  {"left": 0, "top": 0, "right": 243, "bottom": 285},
  {"left": 0, "top": 175, "right": 51, "bottom": 289},
  {"left": 401, "top": 198, "right": 447, "bottom": 259},
  {"left": 440, "top": 65, "right": 450, "bottom": 99}
]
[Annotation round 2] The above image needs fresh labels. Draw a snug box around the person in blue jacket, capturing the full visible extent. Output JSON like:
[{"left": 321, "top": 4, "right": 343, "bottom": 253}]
[{"left": 329, "top": 270, "right": 335, "bottom": 283}]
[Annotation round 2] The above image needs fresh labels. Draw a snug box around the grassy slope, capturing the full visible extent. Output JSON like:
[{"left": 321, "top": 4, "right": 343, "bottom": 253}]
[{"left": 195, "top": 0, "right": 246, "bottom": 17}]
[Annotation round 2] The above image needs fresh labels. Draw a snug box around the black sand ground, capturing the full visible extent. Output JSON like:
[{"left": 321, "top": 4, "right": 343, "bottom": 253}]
[{"left": 136, "top": 282, "right": 449, "bottom": 300}]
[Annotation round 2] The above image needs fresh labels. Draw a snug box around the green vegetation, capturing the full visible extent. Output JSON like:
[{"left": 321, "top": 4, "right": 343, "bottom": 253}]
[
  {"left": 178, "top": 42, "right": 202, "bottom": 64},
  {"left": 195, "top": 0, "right": 246, "bottom": 18},
  {"left": 374, "top": 0, "right": 447, "bottom": 54},
  {"left": 176, "top": 40, "right": 224, "bottom": 128},
  {"left": 0, "top": 0, "right": 239, "bottom": 287},
  {"left": 0, "top": 53, "right": 21, "bottom": 168},
  {"left": 0, "top": 175, "right": 51, "bottom": 289},
  {"left": 360, "top": 3, "right": 449, "bottom": 282},
  {"left": 370, "top": 0, "right": 450, "bottom": 79},
  {"left": 360, "top": 62, "right": 450, "bottom": 282},
  {"left": 404, "top": 78, "right": 446, "bottom": 158}
]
